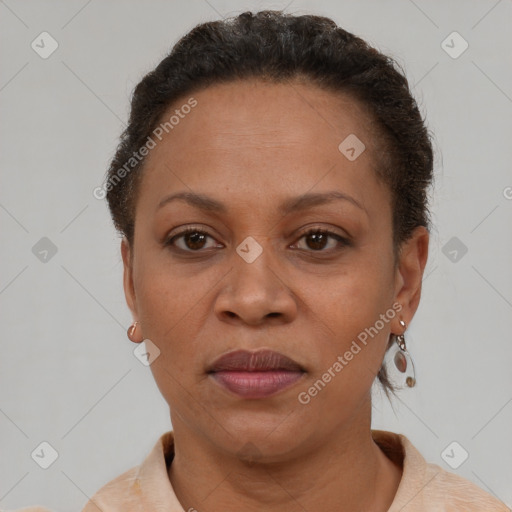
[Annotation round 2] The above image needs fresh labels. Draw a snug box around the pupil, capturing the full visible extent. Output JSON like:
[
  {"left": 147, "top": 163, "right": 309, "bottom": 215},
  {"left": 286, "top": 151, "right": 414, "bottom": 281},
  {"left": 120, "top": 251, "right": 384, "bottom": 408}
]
[
  {"left": 187, "top": 232, "right": 205, "bottom": 250},
  {"left": 308, "top": 232, "right": 325, "bottom": 250}
]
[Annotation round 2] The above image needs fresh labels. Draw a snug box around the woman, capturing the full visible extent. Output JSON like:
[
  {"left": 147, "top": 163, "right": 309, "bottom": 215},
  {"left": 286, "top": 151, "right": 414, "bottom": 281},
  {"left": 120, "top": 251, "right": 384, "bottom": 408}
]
[{"left": 22, "top": 9, "right": 507, "bottom": 512}]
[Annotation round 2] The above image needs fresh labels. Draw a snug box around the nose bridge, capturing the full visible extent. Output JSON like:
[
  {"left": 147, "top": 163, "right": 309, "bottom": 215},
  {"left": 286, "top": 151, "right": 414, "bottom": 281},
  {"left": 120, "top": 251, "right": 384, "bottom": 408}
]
[
  {"left": 214, "top": 232, "right": 296, "bottom": 324},
  {"left": 232, "top": 233, "right": 280, "bottom": 298}
]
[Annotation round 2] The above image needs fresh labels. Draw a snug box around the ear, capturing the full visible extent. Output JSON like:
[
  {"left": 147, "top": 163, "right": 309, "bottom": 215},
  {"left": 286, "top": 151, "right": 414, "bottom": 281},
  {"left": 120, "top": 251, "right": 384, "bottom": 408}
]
[
  {"left": 392, "top": 226, "right": 429, "bottom": 330},
  {"left": 121, "top": 237, "right": 138, "bottom": 319}
]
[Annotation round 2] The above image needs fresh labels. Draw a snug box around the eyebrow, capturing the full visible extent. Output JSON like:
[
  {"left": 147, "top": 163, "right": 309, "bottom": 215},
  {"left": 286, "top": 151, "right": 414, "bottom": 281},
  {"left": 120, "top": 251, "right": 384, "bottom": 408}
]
[{"left": 157, "top": 190, "right": 367, "bottom": 215}]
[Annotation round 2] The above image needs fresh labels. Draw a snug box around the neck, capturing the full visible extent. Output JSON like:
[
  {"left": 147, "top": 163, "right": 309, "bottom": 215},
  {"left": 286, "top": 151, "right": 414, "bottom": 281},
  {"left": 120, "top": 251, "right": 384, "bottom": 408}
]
[{"left": 167, "top": 400, "right": 402, "bottom": 512}]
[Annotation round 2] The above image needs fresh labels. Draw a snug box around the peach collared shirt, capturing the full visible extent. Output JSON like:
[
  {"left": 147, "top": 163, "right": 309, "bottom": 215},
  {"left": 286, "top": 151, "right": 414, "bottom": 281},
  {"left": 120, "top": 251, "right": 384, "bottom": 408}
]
[{"left": 17, "top": 430, "right": 509, "bottom": 511}]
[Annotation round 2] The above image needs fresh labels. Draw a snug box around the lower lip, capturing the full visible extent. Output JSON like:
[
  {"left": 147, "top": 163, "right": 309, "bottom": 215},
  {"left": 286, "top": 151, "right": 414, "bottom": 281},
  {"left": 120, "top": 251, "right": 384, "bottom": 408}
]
[{"left": 210, "top": 370, "right": 304, "bottom": 399}]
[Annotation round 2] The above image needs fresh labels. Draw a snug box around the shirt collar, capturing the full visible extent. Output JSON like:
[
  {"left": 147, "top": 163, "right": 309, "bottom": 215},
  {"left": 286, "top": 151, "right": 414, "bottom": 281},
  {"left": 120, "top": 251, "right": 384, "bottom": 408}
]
[{"left": 130, "top": 429, "right": 427, "bottom": 511}]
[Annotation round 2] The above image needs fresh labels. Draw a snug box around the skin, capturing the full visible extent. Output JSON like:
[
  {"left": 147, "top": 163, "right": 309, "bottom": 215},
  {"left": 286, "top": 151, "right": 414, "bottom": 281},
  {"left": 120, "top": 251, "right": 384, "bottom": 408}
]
[{"left": 121, "top": 79, "right": 429, "bottom": 511}]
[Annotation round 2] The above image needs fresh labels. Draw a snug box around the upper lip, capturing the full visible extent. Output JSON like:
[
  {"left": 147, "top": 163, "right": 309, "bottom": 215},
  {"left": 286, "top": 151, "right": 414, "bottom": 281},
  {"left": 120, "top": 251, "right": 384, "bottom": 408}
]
[{"left": 207, "top": 349, "right": 304, "bottom": 373}]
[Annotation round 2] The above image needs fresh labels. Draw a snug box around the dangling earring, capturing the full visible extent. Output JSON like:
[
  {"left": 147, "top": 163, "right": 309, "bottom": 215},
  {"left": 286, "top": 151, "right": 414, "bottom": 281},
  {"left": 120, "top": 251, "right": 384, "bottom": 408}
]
[
  {"left": 392, "top": 319, "right": 416, "bottom": 387},
  {"left": 127, "top": 321, "right": 143, "bottom": 343}
]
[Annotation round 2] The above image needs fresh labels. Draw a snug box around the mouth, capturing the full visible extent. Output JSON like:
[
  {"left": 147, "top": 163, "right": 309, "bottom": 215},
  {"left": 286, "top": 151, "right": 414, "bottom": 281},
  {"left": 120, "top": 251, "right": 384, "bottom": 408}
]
[{"left": 207, "top": 349, "right": 306, "bottom": 399}]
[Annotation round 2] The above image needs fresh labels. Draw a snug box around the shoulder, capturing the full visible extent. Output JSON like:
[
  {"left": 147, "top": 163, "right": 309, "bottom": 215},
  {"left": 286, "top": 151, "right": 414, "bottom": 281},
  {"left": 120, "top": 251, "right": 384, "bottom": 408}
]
[
  {"left": 81, "top": 430, "right": 177, "bottom": 511},
  {"left": 418, "top": 460, "right": 509, "bottom": 511},
  {"left": 81, "top": 465, "right": 142, "bottom": 512},
  {"left": 372, "top": 430, "right": 510, "bottom": 512}
]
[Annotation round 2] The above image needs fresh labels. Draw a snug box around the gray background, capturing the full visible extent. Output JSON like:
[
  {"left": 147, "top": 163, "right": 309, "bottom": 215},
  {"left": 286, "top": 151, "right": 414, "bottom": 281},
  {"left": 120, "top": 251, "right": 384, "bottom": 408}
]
[{"left": 1, "top": 0, "right": 511, "bottom": 510}]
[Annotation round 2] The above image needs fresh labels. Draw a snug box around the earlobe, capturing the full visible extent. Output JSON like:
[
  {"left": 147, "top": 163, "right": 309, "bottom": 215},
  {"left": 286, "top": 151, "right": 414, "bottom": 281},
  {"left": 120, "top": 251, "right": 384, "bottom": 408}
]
[{"left": 121, "top": 237, "right": 138, "bottom": 318}]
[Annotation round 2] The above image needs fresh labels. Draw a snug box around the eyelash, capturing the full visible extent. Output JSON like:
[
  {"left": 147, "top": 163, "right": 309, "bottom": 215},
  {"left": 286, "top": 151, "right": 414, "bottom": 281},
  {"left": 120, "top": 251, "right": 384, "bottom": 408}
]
[{"left": 165, "top": 226, "right": 351, "bottom": 254}]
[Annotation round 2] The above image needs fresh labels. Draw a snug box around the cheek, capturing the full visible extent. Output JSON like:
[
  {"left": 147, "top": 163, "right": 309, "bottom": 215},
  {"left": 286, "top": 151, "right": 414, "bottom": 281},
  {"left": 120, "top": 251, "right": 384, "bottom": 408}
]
[
  {"left": 134, "top": 252, "right": 206, "bottom": 332},
  {"left": 132, "top": 262, "right": 204, "bottom": 378},
  {"left": 135, "top": 268, "right": 203, "bottom": 410},
  {"left": 303, "top": 259, "right": 393, "bottom": 386},
  {"left": 308, "top": 253, "right": 392, "bottom": 328}
]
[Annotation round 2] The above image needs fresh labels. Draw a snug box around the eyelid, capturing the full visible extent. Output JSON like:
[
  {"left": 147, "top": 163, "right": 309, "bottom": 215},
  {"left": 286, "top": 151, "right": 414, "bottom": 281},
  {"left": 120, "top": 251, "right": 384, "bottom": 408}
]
[{"left": 294, "top": 224, "right": 351, "bottom": 241}]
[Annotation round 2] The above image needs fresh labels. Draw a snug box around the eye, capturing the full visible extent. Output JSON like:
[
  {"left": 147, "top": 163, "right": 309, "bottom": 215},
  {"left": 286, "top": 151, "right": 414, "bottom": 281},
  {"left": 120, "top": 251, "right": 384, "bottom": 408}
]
[
  {"left": 165, "top": 226, "right": 350, "bottom": 254},
  {"left": 165, "top": 227, "right": 222, "bottom": 252},
  {"left": 292, "top": 228, "right": 350, "bottom": 252}
]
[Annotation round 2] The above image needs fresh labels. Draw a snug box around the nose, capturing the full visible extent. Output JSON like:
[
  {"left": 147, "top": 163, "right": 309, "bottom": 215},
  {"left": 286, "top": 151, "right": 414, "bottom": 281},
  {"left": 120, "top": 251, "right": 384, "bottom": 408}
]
[{"left": 213, "top": 241, "right": 298, "bottom": 327}]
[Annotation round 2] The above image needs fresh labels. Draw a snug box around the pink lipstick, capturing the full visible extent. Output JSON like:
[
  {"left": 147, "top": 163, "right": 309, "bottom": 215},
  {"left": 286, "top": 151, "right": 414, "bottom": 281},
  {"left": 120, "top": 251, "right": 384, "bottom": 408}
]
[{"left": 207, "top": 349, "right": 305, "bottom": 399}]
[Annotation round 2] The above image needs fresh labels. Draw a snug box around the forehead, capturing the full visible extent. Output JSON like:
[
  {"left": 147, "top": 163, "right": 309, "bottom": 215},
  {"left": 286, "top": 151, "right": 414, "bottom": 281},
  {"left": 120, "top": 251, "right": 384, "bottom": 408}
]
[
  {"left": 153, "top": 79, "right": 375, "bottom": 156},
  {"left": 136, "top": 79, "right": 389, "bottom": 219}
]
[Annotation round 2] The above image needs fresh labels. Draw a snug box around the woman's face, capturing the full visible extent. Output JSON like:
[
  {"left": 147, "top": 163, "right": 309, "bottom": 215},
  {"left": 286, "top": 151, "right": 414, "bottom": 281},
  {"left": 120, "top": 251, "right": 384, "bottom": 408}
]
[{"left": 122, "top": 79, "right": 428, "bottom": 460}]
